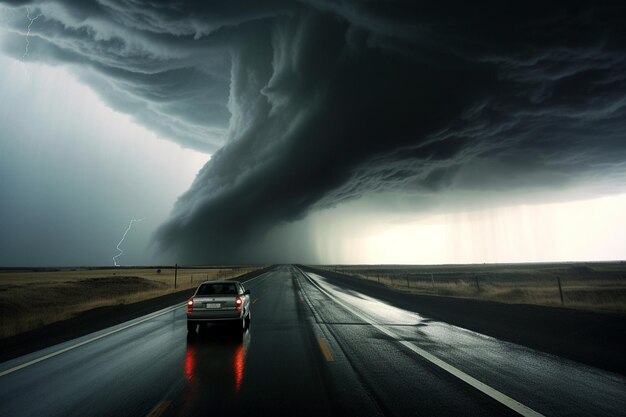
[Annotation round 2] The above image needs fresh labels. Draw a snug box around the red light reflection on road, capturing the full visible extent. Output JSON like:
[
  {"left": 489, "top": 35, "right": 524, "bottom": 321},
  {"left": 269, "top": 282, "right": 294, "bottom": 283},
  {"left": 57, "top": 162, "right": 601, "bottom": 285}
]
[
  {"left": 232, "top": 344, "right": 245, "bottom": 393},
  {"left": 184, "top": 346, "right": 195, "bottom": 382}
]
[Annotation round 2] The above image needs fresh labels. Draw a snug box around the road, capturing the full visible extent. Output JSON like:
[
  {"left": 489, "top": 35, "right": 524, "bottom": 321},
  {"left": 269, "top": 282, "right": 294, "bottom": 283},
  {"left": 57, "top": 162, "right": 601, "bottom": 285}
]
[{"left": 1, "top": 265, "right": 624, "bottom": 417}]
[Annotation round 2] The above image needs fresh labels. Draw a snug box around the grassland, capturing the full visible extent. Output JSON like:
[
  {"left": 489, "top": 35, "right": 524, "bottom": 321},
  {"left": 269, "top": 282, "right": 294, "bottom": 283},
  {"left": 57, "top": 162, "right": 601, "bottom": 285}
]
[
  {"left": 0, "top": 266, "right": 262, "bottom": 339},
  {"left": 3, "top": 262, "right": 624, "bottom": 339},
  {"left": 316, "top": 262, "right": 626, "bottom": 313}
]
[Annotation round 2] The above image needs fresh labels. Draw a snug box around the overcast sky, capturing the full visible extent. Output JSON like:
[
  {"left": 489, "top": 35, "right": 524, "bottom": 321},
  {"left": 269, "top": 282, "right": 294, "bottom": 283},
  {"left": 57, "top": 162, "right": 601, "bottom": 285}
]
[
  {"left": 0, "top": 1, "right": 624, "bottom": 266},
  {"left": 0, "top": 55, "right": 206, "bottom": 266}
]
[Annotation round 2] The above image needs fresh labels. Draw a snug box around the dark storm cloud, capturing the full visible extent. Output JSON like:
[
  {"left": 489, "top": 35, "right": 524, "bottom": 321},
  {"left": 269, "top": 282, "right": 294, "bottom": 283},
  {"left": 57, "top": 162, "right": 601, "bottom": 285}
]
[
  {"left": 1, "top": 1, "right": 625, "bottom": 262},
  {"left": 1, "top": 0, "right": 291, "bottom": 150}
]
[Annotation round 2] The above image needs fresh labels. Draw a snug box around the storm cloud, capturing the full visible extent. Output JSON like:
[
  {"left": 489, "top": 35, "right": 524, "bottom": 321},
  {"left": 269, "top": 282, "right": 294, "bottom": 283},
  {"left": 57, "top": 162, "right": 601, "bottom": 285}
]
[{"left": 1, "top": 1, "right": 625, "bottom": 263}]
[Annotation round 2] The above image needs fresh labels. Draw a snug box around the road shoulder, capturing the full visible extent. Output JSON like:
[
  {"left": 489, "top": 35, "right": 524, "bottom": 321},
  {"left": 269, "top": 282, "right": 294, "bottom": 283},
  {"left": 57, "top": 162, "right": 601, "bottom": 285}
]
[{"left": 299, "top": 265, "right": 626, "bottom": 376}]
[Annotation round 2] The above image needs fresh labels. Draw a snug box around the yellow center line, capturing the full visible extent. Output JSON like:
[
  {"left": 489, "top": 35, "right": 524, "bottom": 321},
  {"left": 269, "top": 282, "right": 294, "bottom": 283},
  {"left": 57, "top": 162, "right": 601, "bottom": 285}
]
[
  {"left": 145, "top": 400, "right": 171, "bottom": 417},
  {"left": 318, "top": 338, "right": 334, "bottom": 362}
]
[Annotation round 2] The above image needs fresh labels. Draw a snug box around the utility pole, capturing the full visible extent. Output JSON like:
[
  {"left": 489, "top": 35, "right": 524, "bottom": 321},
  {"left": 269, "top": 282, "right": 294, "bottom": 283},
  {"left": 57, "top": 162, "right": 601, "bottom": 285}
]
[{"left": 174, "top": 263, "right": 178, "bottom": 289}]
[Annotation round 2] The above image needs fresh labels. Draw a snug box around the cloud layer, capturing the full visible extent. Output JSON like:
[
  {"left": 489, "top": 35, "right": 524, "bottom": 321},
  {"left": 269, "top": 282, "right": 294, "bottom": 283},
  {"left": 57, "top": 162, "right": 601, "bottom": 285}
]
[{"left": 2, "top": 1, "right": 625, "bottom": 263}]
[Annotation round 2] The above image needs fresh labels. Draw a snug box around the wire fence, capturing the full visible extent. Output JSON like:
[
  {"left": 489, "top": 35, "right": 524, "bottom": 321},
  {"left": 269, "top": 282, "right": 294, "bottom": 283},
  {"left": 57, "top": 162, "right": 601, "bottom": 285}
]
[{"left": 320, "top": 264, "right": 626, "bottom": 312}]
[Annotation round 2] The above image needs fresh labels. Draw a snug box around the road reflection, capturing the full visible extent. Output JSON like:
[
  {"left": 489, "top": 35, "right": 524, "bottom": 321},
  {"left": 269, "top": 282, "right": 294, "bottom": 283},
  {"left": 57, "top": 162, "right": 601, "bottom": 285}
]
[
  {"left": 232, "top": 344, "right": 245, "bottom": 393},
  {"left": 180, "top": 325, "right": 250, "bottom": 415}
]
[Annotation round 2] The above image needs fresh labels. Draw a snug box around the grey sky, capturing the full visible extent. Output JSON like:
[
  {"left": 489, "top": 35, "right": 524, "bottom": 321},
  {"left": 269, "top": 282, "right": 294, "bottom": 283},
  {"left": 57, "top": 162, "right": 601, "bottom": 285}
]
[{"left": 0, "top": 56, "right": 205, "bottom": 266}]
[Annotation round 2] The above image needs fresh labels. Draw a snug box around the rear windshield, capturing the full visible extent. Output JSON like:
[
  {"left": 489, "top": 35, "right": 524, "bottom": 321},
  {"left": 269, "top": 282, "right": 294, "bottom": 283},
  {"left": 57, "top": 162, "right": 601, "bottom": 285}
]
[{"left": 197, "top": 283, "right": 238, "bottom": 296}]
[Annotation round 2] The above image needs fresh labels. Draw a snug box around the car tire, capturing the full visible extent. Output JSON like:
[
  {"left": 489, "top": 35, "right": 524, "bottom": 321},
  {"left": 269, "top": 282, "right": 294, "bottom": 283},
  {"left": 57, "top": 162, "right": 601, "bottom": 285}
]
[{"left": 245, "top": 311, "right": 251, "bottom": 329}]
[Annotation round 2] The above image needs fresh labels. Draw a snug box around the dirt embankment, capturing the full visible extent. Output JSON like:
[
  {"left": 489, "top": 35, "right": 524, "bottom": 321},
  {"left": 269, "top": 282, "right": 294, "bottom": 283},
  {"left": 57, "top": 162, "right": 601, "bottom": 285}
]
[{"left": 0, "top": 276, "right": 167, "bottom": 338}]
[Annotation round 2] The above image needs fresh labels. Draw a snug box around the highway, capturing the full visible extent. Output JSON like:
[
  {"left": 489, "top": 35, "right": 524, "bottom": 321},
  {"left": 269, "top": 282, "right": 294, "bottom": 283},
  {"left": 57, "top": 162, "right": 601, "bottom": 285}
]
[{"left": 1, "top": 265, "right": 624, "bottom": 417}]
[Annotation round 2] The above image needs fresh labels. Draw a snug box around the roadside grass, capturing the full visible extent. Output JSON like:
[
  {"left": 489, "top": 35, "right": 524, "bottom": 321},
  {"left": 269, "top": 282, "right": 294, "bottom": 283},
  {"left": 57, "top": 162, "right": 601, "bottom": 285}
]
[
  {"left": 316, "top": 262, "right": 626, "bottom": 313},
  {"left": 0, "top": 266, "right": 261, "bottom": 339}
]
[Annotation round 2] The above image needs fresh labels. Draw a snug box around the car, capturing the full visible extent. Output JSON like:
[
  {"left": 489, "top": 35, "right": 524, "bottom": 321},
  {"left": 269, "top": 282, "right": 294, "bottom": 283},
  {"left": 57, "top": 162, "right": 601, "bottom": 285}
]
[{"left": 186, "top": 280, "right": 251, "bottom": 333}]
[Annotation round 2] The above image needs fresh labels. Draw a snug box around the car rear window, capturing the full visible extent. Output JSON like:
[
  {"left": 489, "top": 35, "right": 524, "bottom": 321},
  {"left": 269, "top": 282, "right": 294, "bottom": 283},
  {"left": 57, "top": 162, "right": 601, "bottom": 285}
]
[{"left": 197, "top": 283, "right": 238, "bottom": 296}]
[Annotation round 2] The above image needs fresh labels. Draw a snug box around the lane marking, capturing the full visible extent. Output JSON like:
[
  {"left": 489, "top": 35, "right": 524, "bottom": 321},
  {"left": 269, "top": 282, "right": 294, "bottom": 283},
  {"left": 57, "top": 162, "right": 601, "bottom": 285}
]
[
  {"left": 252, "top": 298, "right": 258, "bottom": 305},
  {"left": 0, "top": 303, "right": 185, "bottom": 377},
  {"left": 318, "top": 338, "right": 334, "bottom": 362},
  {"left": 0, "top": 270, "right": 272, "bottom": 377},
  {"left": 296, "top": 267, "right": 545, "bottom": 417},
  {"left": 145, "top": 400, "right": 171, "bottom": 417},
  {"left": 241, "top": 270, "right": 270, "bottom": 285}
]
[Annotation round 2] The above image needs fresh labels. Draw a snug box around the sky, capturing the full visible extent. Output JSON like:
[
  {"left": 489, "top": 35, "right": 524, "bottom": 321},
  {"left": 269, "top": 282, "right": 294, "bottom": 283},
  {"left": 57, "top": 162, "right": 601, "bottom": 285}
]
[{"left": 0, "top": 1, "right": 624, "bottom": 266}]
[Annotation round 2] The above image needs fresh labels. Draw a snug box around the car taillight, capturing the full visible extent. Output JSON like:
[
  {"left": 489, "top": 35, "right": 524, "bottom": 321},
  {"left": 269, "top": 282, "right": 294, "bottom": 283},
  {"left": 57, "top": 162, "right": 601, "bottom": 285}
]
[
  {"left": 187, "top": 299, "right": 193, "bottom": 313},
  {"left": 235, "top": 297, "right": 242, "bottom": 311}
]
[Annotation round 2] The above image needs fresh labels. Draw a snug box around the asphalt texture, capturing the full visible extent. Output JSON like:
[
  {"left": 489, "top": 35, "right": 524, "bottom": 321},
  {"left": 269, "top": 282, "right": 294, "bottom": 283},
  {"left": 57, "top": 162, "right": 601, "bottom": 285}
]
[
  {"left": 1, "top": 265, "right": 625, "bottom": 417},
  {"left": 299, "top": 265, "right": 626, "bottom": 376}
]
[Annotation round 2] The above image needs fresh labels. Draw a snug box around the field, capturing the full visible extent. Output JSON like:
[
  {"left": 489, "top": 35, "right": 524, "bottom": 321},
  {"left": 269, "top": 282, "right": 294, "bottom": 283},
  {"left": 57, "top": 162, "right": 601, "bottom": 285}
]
[
  {"left": 0, "top": 266, "right": 262, "bottom": 339},
  {"left": 316, "top": 262, "right": 626, "bottom": 313},
  {"left": 3, "top": 262, "right": 624, "bottom": 340}
]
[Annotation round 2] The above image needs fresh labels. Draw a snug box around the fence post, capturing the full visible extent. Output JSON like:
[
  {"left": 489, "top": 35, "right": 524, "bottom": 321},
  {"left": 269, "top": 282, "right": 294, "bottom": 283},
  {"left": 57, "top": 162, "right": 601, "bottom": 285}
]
[
  {"left": 406, "top": 276, "right": 410, "bottom": 288},
  {"left": 557, "top": 276, "right": 564, "bottom": 304},
  {"left": 174, "top": 263, "right": 178, "bottom": 289},
  {"left": 475, "top": 276, "right": 480, "bottom": 291}
]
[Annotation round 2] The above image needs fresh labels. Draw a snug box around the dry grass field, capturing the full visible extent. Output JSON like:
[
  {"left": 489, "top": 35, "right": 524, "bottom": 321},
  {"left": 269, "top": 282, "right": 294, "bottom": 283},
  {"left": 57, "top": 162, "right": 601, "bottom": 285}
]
[
  {"left": 0, "top": 266, "right": 262, "bottom": 339},
  {"left": 317, "top": 262, "right": 626, "bottom": 313}
]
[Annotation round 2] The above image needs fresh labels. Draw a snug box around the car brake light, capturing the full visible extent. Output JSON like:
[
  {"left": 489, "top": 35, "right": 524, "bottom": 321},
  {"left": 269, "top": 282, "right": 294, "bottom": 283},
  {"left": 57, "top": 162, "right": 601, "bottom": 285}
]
[
  {"left": 187, "top": 299, "right": 193, "bottom": 313},
  {"left": 235, "top": 297, "right": 242, "bottom": 311}
]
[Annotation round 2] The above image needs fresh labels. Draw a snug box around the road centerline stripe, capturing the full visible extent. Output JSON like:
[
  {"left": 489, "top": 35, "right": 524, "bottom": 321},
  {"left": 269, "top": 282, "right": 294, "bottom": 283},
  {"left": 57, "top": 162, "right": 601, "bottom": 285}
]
[
  {"left": 296, "top": 267, "right": 545, "bottom": 417},
  {"left": 145, "top": 400, "right": 171, "bottom": 417},
  {"left": 240, "top": 271, "right": 270, "bottom": 285},
  {"left": 318, "top": 338, "right": 334, "bottom": 362}
]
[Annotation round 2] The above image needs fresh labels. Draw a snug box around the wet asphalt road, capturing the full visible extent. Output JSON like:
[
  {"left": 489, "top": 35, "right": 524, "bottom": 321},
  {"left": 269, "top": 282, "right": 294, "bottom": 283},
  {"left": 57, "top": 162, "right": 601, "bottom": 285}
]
[{"left": 1, "top": 265, "right": 625, "bottom": 417}]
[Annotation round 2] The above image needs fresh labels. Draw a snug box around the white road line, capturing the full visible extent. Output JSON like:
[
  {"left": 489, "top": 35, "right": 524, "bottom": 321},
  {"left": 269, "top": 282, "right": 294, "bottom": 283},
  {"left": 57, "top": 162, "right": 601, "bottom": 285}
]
[
  {"left": 1, "top": 270, "right": 270, "bottom": 378},
  {"left": 241, "top": 271, "right": 271, "bottom": 285},
  {"left": 296, "top": 267, "right": 545, "bottom": 417},
  {"left": 0, "top": 303, "right": 185, "bottom": 378}
]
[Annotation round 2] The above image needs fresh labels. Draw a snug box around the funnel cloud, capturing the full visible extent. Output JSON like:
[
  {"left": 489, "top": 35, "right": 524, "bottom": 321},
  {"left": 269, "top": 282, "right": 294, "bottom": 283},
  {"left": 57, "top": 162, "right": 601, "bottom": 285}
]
[{"left": 1, "top": 1, "right": 625, "bottom": 263}]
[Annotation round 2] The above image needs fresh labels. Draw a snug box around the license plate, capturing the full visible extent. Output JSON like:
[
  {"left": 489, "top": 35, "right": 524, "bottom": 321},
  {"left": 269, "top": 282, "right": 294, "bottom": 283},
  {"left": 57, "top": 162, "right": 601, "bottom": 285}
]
[{"left": 205, "top": 303, "right": 220, "bottom": 309}]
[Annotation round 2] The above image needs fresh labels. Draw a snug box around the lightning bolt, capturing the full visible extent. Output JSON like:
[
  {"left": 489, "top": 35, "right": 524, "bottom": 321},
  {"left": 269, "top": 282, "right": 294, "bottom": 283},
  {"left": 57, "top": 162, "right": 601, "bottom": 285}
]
[
  {"left": 22, "top": 7, "right": 41, "bottom": 62},
  {"left": 113, "top": 218, "right": 145, "bottom": 267}
]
